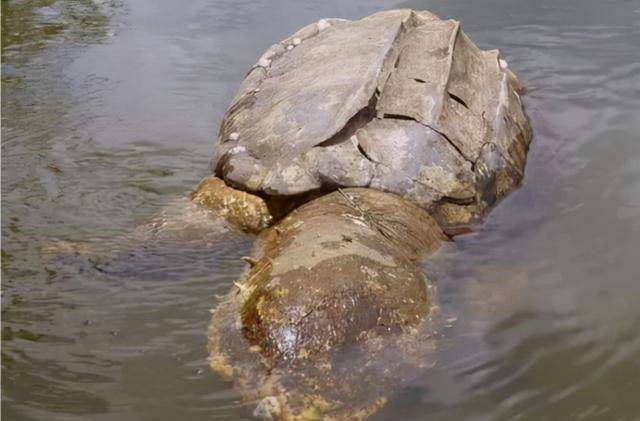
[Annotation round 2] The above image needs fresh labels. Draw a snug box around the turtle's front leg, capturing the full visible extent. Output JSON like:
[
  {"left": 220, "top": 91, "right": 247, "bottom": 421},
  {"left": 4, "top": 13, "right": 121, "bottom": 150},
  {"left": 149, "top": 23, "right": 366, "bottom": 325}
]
[
  {"left": 41, "top": 179, "right": 261, "bottom": 276},
  {"left": 190, "top": 176, "right": 273, "bottom": 233}
]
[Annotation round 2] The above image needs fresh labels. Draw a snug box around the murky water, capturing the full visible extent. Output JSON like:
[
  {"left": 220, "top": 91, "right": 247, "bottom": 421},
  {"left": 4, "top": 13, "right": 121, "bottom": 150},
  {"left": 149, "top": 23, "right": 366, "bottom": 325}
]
[{"left": 2, "top": 0, "right": 639, "bottom": 420}]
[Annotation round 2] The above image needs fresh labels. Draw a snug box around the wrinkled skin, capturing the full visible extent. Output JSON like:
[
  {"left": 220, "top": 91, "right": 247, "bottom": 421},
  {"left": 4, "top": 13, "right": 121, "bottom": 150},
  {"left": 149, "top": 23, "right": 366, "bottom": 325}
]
[
  {"left": 191, "top": 176, "right": 273, "bottom": 233},
  {"left": 208, "top": 189, "right": 448, "bottom": 420}
]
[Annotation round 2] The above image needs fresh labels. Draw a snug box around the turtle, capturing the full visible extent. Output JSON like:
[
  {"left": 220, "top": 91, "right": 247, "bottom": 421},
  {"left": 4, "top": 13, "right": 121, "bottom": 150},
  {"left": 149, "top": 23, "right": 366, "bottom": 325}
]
[
  {"left": 206, "top": 8, "right": 531, "bottom": 235},
  {"left": 202, "top": 8, "right": 533, "bottom": 420},
  {"left": 207, "top": 188, "right": 449, "bottom": 420},
  {"left": 42, "top": 8, "right": 532, "bottom": 420}
]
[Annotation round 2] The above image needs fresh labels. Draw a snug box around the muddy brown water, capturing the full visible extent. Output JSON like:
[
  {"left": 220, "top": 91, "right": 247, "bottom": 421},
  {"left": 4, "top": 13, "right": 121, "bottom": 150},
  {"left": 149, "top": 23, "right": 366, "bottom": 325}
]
[{"left": 2, "top": 0, "right": 639, "bottom": 420}]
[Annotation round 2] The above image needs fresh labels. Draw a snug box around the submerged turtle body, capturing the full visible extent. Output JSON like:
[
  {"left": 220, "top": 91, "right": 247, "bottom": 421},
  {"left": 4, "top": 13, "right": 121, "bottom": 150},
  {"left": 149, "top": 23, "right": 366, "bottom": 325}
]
[
  {"left": 206, "top": 8, "right": 534, "bottom": 420},
  {"left": 208, "top": 189, "right": 447, "bottom": 420},
  {"left": 212, "top": 9, "right": 531, "bottom": 231}
]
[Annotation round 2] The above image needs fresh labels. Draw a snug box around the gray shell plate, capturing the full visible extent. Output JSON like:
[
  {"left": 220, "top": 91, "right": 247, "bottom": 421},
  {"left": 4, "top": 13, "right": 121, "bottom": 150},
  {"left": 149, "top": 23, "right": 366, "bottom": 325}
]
[{"left": 213, "top": 9, "right": 531, "bottom": 217}]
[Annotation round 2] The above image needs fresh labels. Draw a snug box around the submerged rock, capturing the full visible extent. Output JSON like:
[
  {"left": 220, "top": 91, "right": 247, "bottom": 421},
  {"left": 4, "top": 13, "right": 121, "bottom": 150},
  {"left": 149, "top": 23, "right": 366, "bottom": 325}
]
[
  {"left": 212, "top": 9, "right": 531, "bottom": 232},
  {"left": 208, "top": 189, "right": 447, "bottom": 419}
]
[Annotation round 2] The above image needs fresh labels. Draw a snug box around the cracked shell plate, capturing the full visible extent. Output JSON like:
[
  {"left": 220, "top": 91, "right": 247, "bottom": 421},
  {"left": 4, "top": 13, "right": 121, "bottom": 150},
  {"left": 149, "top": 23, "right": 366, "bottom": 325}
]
[{"left": 212, "top": 9, "right": 532, "bottom": 224}]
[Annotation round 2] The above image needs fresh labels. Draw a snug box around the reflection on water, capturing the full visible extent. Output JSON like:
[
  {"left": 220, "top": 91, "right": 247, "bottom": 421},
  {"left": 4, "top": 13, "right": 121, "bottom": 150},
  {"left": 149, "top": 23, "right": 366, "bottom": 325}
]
[{"left": 2, "top": 0, "right": 640, "bottom": 420}]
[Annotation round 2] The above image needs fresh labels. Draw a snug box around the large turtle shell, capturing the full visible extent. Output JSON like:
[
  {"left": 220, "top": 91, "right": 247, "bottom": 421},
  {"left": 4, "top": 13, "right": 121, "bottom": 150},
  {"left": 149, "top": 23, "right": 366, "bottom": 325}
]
[{"left": 212, "top": 9, "right": 531, "bottom": 227}]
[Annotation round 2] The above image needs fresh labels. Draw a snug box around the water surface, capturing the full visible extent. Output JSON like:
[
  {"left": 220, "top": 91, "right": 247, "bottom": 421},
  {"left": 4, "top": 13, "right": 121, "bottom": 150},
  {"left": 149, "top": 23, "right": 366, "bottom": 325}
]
[{"left": 2, "top": 0, "right": 640, "bottom": 420}]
